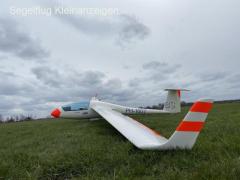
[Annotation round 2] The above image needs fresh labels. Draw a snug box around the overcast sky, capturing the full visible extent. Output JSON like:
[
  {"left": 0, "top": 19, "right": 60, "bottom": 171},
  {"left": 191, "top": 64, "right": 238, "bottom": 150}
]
[{"left": 0, "top": 0, "right": 240, "bottom": 117}]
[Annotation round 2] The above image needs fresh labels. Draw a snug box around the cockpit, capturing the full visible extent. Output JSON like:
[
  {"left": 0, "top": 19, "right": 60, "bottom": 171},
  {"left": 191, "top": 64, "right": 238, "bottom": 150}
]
[{"left": 62, "top": 101, "right": 89, "bottom": 111}]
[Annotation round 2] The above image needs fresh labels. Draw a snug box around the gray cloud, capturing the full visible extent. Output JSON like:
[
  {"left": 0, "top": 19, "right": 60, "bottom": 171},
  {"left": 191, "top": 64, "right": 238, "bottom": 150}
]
[
  {"left": 0, "top": 70, "right": 39, "bottom": 116},
  {"left": 143, "top": 61, "right": 181, "bottom": 73},
  {"left": 128, "top": 78, "right": 141, "bottom": 87},
  {"left": 31, "top": 65, "right": 137, "bottom": 104},
  {"left": 116, "top": 15, "right": 150, "bottom": 47},
  {"left": 0, "top": 71, "right": 34, "bottom": 96},
  {"left": 142, "top": 61, "right": 181, "bottom": 81},
  {"left": 72, "top": 70, "right": 105, "bottom": 87},
  {"left": 0, "top": 18, "right": 50, "bottom": 60},
  {"left": 198, "top": 71, "right": 228, "bottom": 82},
  {"left": 55, "top": 13, "right": 150, "bottom": 48},
  {"left": 32, "top": 66, "right": 61, "bottom": 87},
  {"left": 32, "top": 66, "right": 105, "bottom": 88}
]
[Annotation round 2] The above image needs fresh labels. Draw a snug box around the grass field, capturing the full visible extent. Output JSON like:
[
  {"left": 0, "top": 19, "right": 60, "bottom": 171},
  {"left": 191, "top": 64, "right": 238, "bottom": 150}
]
[{"left": 0, "top": 103, "right": 240, "bottom": 179}]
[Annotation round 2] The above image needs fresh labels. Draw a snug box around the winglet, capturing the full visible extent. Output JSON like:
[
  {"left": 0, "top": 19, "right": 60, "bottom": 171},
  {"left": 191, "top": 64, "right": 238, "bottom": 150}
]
[{"left": 163, "top": 98, "right": 214, "bottom": 149}]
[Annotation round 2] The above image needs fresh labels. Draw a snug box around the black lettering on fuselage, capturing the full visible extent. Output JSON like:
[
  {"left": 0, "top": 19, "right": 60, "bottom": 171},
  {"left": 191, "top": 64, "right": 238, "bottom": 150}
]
[
  {"left": 125, "top": 108, "right": 146, "bottom": 114},
  {"left": 164, "top": 101, "right": 176, "bottom": 110}
]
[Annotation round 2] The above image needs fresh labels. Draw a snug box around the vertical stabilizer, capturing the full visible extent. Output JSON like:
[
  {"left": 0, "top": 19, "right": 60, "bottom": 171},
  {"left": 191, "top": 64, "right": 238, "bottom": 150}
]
[{"left": 163, "top": 89, "right": 189, "bottom": 113}]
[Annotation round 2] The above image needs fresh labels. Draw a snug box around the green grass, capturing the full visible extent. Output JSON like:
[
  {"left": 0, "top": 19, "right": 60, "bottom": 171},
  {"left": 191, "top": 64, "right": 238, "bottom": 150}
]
[{"left": 0, "top": 103, "right": 240, "bottom": 179}]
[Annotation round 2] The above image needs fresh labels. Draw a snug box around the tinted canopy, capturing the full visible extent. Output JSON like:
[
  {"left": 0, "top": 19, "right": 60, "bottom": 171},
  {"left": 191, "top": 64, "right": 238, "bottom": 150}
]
[{"left": 62, "top": 101, "right": 89, "bottom": 111}]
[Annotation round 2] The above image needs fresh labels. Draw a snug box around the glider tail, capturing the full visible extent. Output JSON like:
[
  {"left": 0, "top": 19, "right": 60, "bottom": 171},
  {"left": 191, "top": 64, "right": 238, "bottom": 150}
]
[
  {"left": 165, "top": 99, "right": 213, "bottom": 149},
  {"left": 163, "top": 89, "right": 189, "bottom": 113}
]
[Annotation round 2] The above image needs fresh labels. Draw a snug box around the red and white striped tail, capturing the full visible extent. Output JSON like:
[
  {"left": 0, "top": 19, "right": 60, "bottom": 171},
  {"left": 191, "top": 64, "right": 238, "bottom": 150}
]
[{"left": 165, "top": 99, "right": 213, "bottom": 149}]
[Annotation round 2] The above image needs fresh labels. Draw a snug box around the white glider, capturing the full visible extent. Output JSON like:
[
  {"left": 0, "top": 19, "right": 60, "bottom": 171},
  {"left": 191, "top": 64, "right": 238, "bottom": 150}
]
[{"left": 51, "top": 89, "right": 213, "bottom": 150}]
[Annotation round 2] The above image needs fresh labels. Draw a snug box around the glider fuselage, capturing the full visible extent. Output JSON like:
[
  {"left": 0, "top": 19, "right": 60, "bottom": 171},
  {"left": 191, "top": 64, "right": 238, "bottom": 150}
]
[{"left": 52, "top": 99, "right": 170, "bottom": 119}]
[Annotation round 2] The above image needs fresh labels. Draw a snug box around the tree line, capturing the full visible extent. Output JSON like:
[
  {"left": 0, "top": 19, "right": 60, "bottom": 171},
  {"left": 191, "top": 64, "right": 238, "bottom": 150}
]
[
  {"left": 0, "top": 114, "right": 35, "bottom": 123},
  {"left": 141, "top": 99, "right": 240, "bottom": 109}
]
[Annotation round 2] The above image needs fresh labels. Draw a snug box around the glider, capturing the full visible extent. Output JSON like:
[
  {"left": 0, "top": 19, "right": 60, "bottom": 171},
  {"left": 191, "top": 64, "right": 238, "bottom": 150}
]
[{"left": 51, "top": 89, "right": 213, "bottom": 150}]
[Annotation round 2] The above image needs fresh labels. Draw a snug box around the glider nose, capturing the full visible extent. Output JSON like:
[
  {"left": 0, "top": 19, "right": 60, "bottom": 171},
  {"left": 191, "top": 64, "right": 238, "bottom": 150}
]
[{"left": 51, "top": 108, "right": 61, "bottom": 118}]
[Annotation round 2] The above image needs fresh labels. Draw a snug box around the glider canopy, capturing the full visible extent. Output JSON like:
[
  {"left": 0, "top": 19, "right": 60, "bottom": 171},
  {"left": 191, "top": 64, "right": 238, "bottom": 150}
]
[{"left": 62, "top": 101, "right": 89, "bottom": 111}]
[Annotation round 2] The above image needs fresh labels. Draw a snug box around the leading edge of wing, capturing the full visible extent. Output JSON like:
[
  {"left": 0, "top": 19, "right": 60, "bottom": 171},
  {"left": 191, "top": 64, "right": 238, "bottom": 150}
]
[{"left": 91, "top": 104, "right": 168, "bottom": 149}]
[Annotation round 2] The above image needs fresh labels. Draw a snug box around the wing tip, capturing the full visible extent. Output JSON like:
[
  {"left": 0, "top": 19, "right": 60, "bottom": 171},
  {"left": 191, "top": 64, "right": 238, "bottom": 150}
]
[{"left": 196, "top": 98, "right": 214, "bottom": 103}]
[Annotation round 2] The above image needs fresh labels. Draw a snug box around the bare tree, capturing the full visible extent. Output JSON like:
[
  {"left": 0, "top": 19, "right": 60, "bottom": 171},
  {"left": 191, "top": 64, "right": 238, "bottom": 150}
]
[{"left": 0, "top": 114, "right": 3, "bottom": 123}]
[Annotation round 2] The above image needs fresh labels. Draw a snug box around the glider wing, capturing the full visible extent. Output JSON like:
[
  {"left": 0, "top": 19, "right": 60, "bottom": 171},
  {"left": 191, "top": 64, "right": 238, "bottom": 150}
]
[
  {"left": 91, "top": 104, "right": 168, "bottom": 149},
  {"left": 91, "top": 99, "right": 213, "bottom": 150}
]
